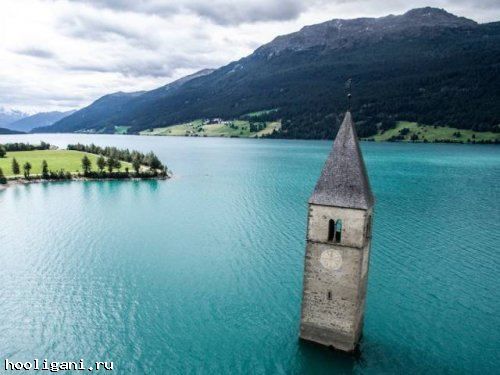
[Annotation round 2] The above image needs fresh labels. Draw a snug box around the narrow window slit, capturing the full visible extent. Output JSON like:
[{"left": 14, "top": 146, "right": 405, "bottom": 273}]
[
  {"left": 328, "top": 219, "right": 335, "bottom": 242},
  {"left": 335, "top": 219, "right": 342, "bottom": 243}
]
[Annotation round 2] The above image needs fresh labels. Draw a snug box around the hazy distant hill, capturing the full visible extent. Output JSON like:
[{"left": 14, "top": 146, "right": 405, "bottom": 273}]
[
  {"left": 0, "top": 108, "right": 28, "bottom": 128},
  {"left": 0, "top": 127, "right": 24, "bottom": 134},
  {"left": 36, "top": 69, "right": 215, "bottom": 133},
  {"left": 7, "top": 110, "right": 75, "bottom": 132},
  {"left": 33, "top": 92, "right": 145, "bottom": 133},
  {"left": 39, "top": 8, "right": 500, "bottom": 139}
]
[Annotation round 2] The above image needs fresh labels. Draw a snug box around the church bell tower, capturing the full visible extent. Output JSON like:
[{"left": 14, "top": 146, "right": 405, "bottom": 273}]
[{"left": 299, "top": 110, "right": 374, "bottom": 352}]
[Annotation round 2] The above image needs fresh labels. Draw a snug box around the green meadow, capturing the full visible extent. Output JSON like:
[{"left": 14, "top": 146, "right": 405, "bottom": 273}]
[
  {"left": 114, "top": 126, "right": 131, "bottom": 134},
  {"left": 0, "top": 150, "right": 131, "bottom": 177},
  {"left": 140, "top": 119, "right": 281, "bottom": 138},
  {"left": 365, "top": 121, "right": 499, "bottom": 143}
]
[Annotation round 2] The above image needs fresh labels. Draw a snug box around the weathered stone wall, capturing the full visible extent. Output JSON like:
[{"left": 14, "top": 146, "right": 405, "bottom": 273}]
[
  {"left": 307, "top": 204, "right": 371, "bottom": 249},
  {"left": 300, "top": 203, "right": 373, "bottom": 351}
]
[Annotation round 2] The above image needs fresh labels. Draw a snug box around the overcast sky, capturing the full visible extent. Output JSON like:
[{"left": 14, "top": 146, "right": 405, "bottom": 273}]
[{"left": 1, "top": 0, "right": 499, "bottom": 114}]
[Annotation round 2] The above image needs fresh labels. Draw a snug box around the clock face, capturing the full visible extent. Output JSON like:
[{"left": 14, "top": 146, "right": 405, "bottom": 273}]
[{"left": 320, "top": 250, "right": 343, "bottom": 271}]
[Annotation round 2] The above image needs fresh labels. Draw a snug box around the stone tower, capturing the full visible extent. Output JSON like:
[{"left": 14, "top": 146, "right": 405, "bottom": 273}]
[{"left": 299, "top": 111, "right": 374, "bottom": 352}]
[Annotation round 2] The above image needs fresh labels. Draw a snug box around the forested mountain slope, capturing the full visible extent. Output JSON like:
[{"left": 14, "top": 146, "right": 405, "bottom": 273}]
[{"left": 39, "top": 8, "right": 500, "bottom": 139}]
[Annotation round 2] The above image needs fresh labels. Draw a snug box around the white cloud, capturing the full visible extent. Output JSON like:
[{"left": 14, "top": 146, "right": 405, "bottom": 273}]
[
  {"left": 68, "top": 0, "right": 307, "bottom": 25},
  {"left": 0, "top": 0, "right": 498, "bottom": 113}
]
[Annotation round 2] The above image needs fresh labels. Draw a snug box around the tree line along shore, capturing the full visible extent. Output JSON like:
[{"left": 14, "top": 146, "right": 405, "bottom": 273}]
[{"left": 0, "top": 142, "right": 169, "bottom": 186}]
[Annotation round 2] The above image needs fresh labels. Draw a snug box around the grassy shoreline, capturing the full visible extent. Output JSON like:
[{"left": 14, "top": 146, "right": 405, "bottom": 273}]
[
  {"left": 139, "top": 119, "right": 281, "bottom": 138},
  {"left": 0, "top": 174, "right": 169, "bottom": 191},
  {"left": 135, "top": 116, "right": 497, "bottom": 143},
  {"left": 0, "top": 144, "right": 170, "bottom": 190},
  {"left": 0, "top": 150, "right": 132, "bottom": 178},
  {"left": 362, "top": 121, "right": 499, "bottom": 143}
]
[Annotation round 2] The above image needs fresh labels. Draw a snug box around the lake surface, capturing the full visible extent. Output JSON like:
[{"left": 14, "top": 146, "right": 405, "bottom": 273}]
[{"left": 0, "top": 134, "right": 499, "bottom": 374}]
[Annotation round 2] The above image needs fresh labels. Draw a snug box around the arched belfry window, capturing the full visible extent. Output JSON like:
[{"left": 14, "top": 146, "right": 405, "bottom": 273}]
[
  {"left": 328, "top": 219, "right": 336, "bottom": 242},
  {"left": 335, "top": 220, "right": 342, "bottom": 243}
]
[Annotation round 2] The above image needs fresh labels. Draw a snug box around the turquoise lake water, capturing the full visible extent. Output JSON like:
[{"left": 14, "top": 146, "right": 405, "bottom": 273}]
[{"left": 0, "top": 134, "right": 499, "bottom": 374}]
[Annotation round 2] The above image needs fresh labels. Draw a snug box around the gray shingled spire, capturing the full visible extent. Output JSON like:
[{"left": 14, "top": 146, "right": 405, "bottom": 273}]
[{"left": 309, "top": 111, "right": 374, "bottom": 209}]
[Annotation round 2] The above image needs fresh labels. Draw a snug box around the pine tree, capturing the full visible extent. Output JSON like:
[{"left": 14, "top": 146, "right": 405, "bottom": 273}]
[
  {"left": 81, "top": 155, "right": 92, "bottom": 175},
  {"left": 132, "top": 157, "right": 141, "bottom": 175},
  {"left": 12, "top": 158, "right": 20, "bottom": 175},
  {"left": 0, "top": 167, "right": 6, "bottom": 184},
  {"left": 23, "top": 162, "right": 32, "bottom": 179},
  {"left": 146, "top": 152, "right": 162, "bottom": 170},
  {"left": 107, "top": 157, "right": 116, "bottom": 173},
  {"left": 96, "top": 155, "right": 106, "bottom": 173},
  {"left": 41, "top": 160, "right": 49, "bottom": 179}
]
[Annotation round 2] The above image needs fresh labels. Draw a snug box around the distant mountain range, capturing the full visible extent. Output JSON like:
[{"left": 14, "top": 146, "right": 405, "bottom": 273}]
[
  {"left": 35, "top": 7, "right": 500, "bottom": 139},
  {"left": 0, "top": 127, "right": 24, "bottom": 135},
  {"left": 35, "top": 69, "right": 215, "bottom": 134},
  {"left": 0, "top": 108, "right": 75, "bottom": 133},
  {"left": 0, "top": 108, "right": 28, "bottom": 128},
  {"left": 6, "top": 110, "right": 75, "bottom": 132}
]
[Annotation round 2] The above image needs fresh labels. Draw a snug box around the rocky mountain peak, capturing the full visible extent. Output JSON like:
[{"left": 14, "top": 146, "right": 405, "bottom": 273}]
[
  {"left": 400, "top": 7, "right": 477, "bottom": 27},
  {"left": 255, "top": 7, "right": 477, "bottom": 57}
]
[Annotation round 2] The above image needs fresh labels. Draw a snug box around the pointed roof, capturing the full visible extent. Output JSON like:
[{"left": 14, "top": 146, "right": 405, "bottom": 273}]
[{"left": 309, "top": 111, "right": 374, "bottom": 210}]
